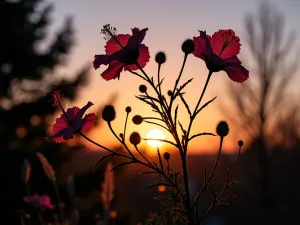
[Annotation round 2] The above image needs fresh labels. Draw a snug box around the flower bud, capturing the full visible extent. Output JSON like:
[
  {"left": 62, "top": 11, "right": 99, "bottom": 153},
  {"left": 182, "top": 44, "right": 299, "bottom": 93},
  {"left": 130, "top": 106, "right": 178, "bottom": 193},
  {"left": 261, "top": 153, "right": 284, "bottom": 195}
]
[
  {"left": 125, "top": 106, "right": 131, "bottom": 113},
  {"left": 132, "top": 115, "right": 143, "bottom": 125},
  {"left": 155, "top": 52, "right": 166, "bottom": 64},
  {"left": 181, "top": 39, "right": 195, "bottom": 54},
  {"left": 216, "top": 121, "right": 229, "bottom": 137},
  {"left": 139, "top": 85, "right": 147, "bottom": 93},
  {"left": 167, "top": 90, "right": 172, "bottom": 96},
  {"left": 102, "top": 105, "right": 116, "bottom": 122},
  {"left": 163, "top": 152, "right": 171, "bottom": 161},
  {"left": 238, "top": 140, "right": 244, "bottom": 147},
  {"left": 129, "top": 132, "right": 141, "bottom": 145}
]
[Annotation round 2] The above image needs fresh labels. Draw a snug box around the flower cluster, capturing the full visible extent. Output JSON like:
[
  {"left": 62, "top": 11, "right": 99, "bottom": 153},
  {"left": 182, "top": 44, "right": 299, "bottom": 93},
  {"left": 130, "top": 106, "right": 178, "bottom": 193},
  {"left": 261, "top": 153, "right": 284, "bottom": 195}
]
[{"left": 46, "top": 24, "right": 248, "bottom": 225}]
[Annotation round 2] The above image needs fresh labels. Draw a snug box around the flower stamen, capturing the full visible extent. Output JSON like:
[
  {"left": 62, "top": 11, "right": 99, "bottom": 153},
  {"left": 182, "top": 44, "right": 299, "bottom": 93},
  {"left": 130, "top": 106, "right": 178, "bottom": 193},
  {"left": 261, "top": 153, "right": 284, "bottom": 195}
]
[
  {"left": 49, "top": 90, "right": 71, "bottom": 125},
  {"left": 101, "top": 24, "right": 124, "bottom": 49}
]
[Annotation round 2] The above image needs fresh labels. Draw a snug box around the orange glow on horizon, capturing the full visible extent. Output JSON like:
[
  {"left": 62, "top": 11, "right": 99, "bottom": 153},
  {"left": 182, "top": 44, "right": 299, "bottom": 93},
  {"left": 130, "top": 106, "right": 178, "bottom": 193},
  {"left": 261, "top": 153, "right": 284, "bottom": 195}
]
[{"left": 146, "top": 129, "right": 165, "bottom": 148}]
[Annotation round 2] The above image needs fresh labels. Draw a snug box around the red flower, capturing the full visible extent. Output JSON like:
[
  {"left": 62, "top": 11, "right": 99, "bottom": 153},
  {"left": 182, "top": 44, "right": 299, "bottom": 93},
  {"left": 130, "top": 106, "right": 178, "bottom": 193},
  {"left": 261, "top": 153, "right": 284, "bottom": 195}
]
[
  {"left": 93, "top": 28, "right": 150, "bottom": 80},
  {"left": 193, "top": 29, "right": 249, "bottom": 83},
  {"left": 46, "top": 101, "right": 96, "bottom": 143},
  {"left": 24, "top": 194, "right": 54, "bottom": 211}
]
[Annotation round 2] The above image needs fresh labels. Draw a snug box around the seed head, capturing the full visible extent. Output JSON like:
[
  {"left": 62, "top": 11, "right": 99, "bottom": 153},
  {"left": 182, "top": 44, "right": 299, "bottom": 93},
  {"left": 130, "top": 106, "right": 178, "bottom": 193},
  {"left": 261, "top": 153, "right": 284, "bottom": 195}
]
[
  {"left": 216, "top": 121, "right": 229, "bottom": 137},
  {"left": 139, "top": 85, "right": 147, "bottom": 93},
  {"left": 155, "top": 52, "right": 166, "bottom": 64},
  {"left": 132, "top": 115, "right": 143, "bottom": 125},
  {"left": 129, "top": 132, "right": 141, "bottom": 145},
  {"left": 163, "top": 152, "right": 171, "bottom": 161},
  {"left": 238, "top": 140, "right": 244, "bottom": 147},
  {"left": 102, "top": 105, "right": 116, "bottom": 122},
  {"left": 181, "top": 39, "right": 195, "bottom": 54},
  {"left": 125, "top": 106, "right": 132, "bottom": 113}
]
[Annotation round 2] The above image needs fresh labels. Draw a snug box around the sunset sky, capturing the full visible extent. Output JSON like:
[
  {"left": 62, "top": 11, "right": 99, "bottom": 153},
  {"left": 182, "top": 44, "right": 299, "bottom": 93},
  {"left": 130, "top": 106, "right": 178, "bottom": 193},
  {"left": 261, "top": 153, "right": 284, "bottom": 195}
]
[{"left": 48, "top": 0, "right": 300, "bottom": 154}]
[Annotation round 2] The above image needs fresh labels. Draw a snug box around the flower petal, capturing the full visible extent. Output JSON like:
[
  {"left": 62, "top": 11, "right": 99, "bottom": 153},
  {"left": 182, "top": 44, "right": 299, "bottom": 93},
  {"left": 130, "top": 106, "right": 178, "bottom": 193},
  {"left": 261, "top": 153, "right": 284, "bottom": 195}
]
[
  {"left": 210, "top": 29, "right": 241, "bottom": 59},
  {"left": 223, "top": 63, "right": 249, "bottom": 83},
  {"left": 93, "top": 55, "right": 110, "bottom": 69},
  {"left": 193, "top": 31, "right": 214, "bottom": 60},
  {"left": 124, "top": 45, "right": 150, "bottom": 71},
  {"left": 53, "top": 116, "right": 69, "bottom": 134},
  {"left": 101, "top": 60, "right": 125, "bottom": 81},
  {"left": 93, "top": 49, "right": 127, "bottom": 70},
  {"left": 224, "top": 56, "right": 241, "bottom": 64},
  {"left": 132, "top": 28, "right": 148, "bottom": 43},
  {"left": 105, "top": 34, "right": 131, "bottom": 55},
  {"left": 126, "top": 28, "right": 148, "bottom": 51},
  {"left": 75, "top": 101, "right": 94, "bottom": 121},
  {"left": 81, "top": 113, "right": 96, "bottom": 133},
  {"left": 46, "top": 128, "right": 72, "bottom": 143},
  {"left": 65, "top": 107, "right": 80, "bottom": 121}
]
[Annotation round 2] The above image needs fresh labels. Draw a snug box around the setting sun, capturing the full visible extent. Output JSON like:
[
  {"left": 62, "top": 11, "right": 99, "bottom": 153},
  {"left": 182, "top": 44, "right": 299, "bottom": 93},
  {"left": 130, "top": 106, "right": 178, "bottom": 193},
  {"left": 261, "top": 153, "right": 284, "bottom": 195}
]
[{"left": 146, "top": 129, "right": 165, "bottom": 148}]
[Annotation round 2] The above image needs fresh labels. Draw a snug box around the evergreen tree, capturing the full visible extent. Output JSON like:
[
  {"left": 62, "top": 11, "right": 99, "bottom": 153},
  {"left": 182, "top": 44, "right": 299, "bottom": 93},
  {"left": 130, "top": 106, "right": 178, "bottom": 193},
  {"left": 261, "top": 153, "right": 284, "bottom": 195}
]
[{"left": 0, "top": 0, "right": 90, "bottom": 222}]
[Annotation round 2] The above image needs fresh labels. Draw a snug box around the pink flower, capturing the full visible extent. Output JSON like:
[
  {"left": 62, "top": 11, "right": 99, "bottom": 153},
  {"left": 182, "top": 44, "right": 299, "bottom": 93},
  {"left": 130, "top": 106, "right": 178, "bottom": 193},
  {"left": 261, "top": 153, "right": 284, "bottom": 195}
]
[
  {"left": 46, "top": 101, "right": 96, "bottom": 143},
  {"left": 24, "top": 194, "right": 54, "bottom": 211},
  {"left": 93, "top": 27, "right": 150, "bottom": 81},
  {"left": 193, "top": 29, "right": 249, "bottom": 83}
]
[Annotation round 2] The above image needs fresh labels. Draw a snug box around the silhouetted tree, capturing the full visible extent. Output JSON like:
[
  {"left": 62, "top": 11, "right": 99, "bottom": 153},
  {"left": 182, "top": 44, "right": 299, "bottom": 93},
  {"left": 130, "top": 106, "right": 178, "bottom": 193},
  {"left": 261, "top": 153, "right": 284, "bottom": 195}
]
[
  {"left": 0, "top": 0, "right": 91, "bottom": 223},
  {"left": 219, "top": 2, "right": 300, "bottom": 225}
]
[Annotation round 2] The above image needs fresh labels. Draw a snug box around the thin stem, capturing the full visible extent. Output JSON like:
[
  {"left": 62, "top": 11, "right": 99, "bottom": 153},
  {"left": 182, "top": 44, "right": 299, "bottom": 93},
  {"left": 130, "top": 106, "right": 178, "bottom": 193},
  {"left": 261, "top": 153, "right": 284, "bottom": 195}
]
[
  {"left": 142, "top": 138, "right": 178, "bottom": 147},
  {"left": 209, "top": 137, "right": 223, "bottom": 179},
  {"left": 144, "top": 121, "right": 170, "bottom": 133},
  {"left": 134, "top": 145, "right": 154, "bottom": 167},
  {"left": 228, "top": 144, "right": 241, "bottom": 182},
  {"left": 215, "top": 144, "right": 242, "bottom": 201},
  {"left": 170, "top": 53, "right": 188, "bottom": 109},
  {"left": 192, "top": 137, "right": 224, "bottom": 211},
  {"left": 123, "top": 112, "right": 129, "bottom": 141},
  {"left": 107, "top": 122, "right": 136, "bottom": 159},
  {"left": 185, "top": 71, "right": 213, "bottom": 153},
  {"left": 194, "top": 70, "right": 213, "bottom": 114},
  {"left": 143, "top": 117, "right": 164, "bottom": 122},
  {"left": 79, "top": 132, "right": 120, "bottom": 155},
  {"left": 181, "top": 154, "right": 194, "bottom": 224},
  {"left": 157, "top": 63, "right": 162, "bottom": 95},
  {"left": 145, "top": 90, "right": 169, "bottom": 128},
  {"left": 128, "top": 69, "right": 148, "bottom": 81}
]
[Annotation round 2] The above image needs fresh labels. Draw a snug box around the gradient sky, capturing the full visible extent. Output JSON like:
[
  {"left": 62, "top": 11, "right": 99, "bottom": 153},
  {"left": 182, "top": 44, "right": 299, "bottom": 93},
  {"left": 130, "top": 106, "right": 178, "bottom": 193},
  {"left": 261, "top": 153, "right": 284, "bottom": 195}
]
[{"left": 47, "top": 0, "right": 300, "bottom": 154}]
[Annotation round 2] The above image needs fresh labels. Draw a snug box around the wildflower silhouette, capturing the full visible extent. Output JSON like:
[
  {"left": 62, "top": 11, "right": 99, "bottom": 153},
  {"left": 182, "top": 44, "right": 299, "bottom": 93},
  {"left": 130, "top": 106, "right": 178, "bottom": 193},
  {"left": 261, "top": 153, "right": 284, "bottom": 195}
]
[
  {"left": 47, "top": 24, "right": 248, "bottom": 225},
  {"left": 46, "top": 90, "right": 96, "bottom": 143},
  {"left": 193, "top": 29, "right": 249, "bottom": 83},
  {"left": 93, "top": 26, "right": 150, "bottom": 80}
]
